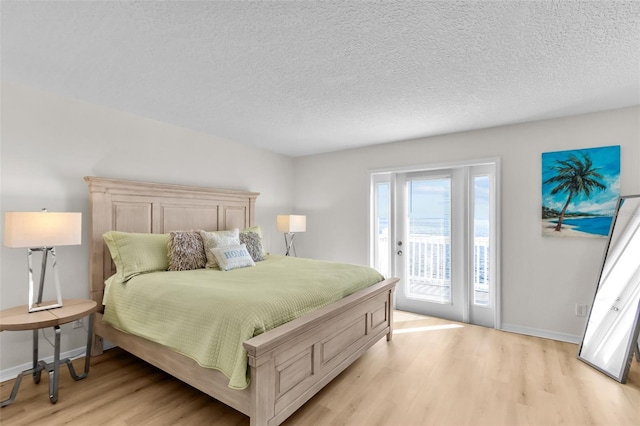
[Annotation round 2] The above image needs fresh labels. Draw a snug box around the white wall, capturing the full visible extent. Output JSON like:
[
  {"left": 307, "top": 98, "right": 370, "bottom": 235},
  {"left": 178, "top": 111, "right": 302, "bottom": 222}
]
[
  {"left": 293, "top": 107, "right": 640, "bottom": 342},
  {"left": 0, "top": 81, "right": 295, "bottom": 372}
]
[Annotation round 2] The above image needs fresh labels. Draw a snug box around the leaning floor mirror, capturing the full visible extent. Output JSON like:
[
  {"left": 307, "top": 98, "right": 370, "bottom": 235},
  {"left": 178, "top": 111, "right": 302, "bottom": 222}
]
[{"left": 578, "top": 194, "right": 640, "bottom": 383}]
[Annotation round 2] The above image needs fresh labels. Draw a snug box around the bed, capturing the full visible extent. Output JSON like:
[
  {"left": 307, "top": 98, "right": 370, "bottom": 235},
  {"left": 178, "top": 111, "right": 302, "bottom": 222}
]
[{"left": 85, "top": 176, "right": 398, "bottom": 426}]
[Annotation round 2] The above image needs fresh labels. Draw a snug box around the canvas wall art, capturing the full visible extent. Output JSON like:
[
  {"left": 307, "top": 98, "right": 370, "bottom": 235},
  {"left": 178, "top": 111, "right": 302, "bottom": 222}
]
[{"left": 542, "top": 145, "right": 620, "bottom": 238}]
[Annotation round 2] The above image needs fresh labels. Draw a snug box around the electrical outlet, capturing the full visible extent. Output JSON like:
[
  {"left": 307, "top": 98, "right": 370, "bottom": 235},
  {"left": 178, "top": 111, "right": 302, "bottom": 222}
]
[
  {"left": 72, "top": 319, "right": 83, "bottom": 329},
  {"left": 575, "top": 304, "right": 588, "bottom": 317}
]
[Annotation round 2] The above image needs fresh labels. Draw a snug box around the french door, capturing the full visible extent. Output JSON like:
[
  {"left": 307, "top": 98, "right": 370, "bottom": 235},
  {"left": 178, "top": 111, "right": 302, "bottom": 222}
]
[{"left": 371, "top": 161, "right": 498, "bottom": 327}]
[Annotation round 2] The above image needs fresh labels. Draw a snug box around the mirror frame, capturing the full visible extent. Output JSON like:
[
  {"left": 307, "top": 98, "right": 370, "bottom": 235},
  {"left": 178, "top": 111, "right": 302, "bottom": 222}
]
[{"left": 577, "top": 194, "right": 640, "bottom": 383}]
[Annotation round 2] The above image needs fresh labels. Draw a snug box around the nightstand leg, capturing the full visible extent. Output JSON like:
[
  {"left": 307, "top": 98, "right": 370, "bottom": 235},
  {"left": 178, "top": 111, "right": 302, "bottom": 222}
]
[
  {"left": 48, "top": 325, "right": 61, "bottom": 404},
  {"left": 32, "top": 329, "right": 41, "bottom": 384},
  {"left": 1, "top": 332, "right": 46, "bottom": 407},
  {"left": 0, "top": 373, "right": 24, "bottom": 407},
  {"left": 66, "top": 312, "right": 94, "bottom": 379}
]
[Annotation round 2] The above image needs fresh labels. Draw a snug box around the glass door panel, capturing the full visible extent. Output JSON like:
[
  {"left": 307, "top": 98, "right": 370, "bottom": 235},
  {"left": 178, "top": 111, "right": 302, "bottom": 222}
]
[
  {"left": 473, "top": 175, "right": 490, "bottom": 307},
  {"left": 406, "top": 178, "right": 452, "bottom": 303},
  {"left": 374, "top": 181, "right": 391, "bottom": 278},
  {"left": 469, "top": 165, "right": 496, "bottom": 328}
]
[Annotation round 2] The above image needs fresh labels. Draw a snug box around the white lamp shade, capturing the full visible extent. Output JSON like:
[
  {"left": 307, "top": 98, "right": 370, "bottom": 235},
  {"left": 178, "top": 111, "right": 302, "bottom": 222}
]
[
  {"left": 4, "top": 211, "right": 82, "bottom": 248},
  {"left": 277, "top": 215, "right": 306, "bottom": 233}
]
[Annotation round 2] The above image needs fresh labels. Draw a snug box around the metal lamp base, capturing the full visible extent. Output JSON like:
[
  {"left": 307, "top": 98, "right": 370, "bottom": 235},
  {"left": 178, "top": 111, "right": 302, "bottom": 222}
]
[
  {"left": 28, "top": 247, "right": 63, "bottom": 313},
  {"left": 283, "top": 233, "right": 297, "bottom": 257}
]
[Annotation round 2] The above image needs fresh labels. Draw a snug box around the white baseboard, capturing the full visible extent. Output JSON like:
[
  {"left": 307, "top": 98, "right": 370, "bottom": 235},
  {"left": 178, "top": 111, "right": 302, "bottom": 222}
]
[
  {"left": 501, "top": 323, "right": 581, "bottom": 344},
  {"left": 0, "top": 346, "right": 87, "bottom": 383},
  {"left": 1, "top": 339, "right": 117, "bottom": 384}
]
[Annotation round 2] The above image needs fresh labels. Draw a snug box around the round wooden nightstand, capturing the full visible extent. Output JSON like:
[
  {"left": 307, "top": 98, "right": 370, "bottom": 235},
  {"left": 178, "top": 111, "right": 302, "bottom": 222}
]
[{"left": 0, "top": 299, "right": 97, "bottom": 406}]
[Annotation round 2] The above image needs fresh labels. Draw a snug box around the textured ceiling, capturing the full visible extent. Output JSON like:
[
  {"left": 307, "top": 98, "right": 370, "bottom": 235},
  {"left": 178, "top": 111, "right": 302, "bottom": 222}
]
[{"left": 1, "top": 1, "right": 639, "bottom": 157}]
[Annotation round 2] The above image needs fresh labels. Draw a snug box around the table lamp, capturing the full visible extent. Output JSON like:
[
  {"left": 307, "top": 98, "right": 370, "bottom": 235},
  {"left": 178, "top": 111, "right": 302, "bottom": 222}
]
[
  {"left": 276, "top": 215, "right": 306, "bottom": 256},
  {"left": 4, "top": 209, "right": 82, "bottom": 312}
]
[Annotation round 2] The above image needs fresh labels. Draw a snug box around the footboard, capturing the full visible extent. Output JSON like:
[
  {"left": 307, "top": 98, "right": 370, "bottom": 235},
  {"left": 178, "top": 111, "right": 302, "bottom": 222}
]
[{"left": 244, "top": 277, "right": 397, "bottom": 426}]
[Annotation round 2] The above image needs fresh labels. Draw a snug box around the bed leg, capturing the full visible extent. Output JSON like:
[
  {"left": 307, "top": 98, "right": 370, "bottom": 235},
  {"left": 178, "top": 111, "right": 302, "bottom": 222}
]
[
  {"left": 248, "top": 358, "right": 275, "bottom": 426},
  {"left": 249, "top": 416, "right": 266, "bottom": 426},
  {"left": 91, "top": 335, "right": 104, "bottom": 356}
]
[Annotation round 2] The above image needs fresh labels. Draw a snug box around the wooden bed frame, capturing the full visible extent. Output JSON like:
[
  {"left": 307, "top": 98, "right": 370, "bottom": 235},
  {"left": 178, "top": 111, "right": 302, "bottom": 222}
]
[{"left": 85, "top": 176, "right": 398, "bottom": 426}]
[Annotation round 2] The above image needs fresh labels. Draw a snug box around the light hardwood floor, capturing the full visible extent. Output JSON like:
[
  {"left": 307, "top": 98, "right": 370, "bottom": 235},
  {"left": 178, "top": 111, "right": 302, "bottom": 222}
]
[{"left": 1, "top": 311, "right": 639, "bottom": 426}]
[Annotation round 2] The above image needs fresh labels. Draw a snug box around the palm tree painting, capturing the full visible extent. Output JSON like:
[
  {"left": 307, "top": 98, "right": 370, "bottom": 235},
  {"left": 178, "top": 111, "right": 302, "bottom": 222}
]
[{"left": 542, "top": 145, "right": 620, "bottom": 238}]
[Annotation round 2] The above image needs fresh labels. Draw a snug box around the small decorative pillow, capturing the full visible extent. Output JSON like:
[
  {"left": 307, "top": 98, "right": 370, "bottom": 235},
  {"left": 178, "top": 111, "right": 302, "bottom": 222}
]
[
  {"left": 239, "top": 231, "right": 264, "bottom": 262},
  {"left": 211, "top": 244, "right": 256, "bottom": 271},
  {"left": 241, "top": 225, "right": 267, "bottom": 256},
  {"left": 167, "top": 231, "right": 207, "bottom": 271},
  {"left": 200, "top": 229, "right": 241, "bottom": 269},
  {"left": 103, "top": 231, "right": 169, "bottom": 282}
]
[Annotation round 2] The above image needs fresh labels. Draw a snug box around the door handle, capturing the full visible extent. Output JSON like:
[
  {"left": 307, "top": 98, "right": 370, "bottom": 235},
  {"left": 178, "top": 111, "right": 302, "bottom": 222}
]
[{"left": 397, "top": 250, "right": 403, "bottom": 256}]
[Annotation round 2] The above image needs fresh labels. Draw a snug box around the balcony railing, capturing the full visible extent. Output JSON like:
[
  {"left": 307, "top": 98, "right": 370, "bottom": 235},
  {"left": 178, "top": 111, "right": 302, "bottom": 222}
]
[{"left": 377, "top": 232, "right": 490, "bottom": 300}]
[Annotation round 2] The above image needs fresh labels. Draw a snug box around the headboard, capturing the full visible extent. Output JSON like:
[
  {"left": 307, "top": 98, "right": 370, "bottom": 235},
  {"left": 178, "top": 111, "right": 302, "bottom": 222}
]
[{"left": 84, "top": 176, "right": 259, "bottom": 308}]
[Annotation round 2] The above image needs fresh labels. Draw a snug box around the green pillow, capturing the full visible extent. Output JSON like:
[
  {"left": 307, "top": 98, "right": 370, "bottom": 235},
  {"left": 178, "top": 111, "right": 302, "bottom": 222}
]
[{"left": 103, "top": 231, "right": 169, "bottom": 282}]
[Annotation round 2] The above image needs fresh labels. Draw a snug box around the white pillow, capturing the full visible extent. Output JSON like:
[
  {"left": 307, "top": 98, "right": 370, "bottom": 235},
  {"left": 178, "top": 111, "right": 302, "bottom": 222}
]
[
  {"left": 200, "top": 229, "right": 240, "bottom": 269},
  {"left": 210, "top": 228, "right": 240, "bottom": 247},
  {"left": 211, "top": 244, "right": 256, "bottom": 271}
]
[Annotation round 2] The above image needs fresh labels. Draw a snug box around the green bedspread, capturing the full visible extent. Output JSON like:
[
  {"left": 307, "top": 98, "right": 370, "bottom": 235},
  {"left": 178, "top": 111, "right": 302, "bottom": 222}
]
[{"left": 103, "top": 255, "right": 384, "bottom": 389}]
